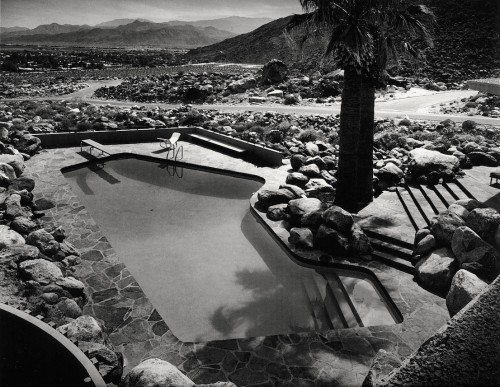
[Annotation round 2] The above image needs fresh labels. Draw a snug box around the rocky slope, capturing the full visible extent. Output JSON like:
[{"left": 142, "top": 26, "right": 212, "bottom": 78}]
[{"left": 187, "top": 0, "right": 500, "bottom": 85}]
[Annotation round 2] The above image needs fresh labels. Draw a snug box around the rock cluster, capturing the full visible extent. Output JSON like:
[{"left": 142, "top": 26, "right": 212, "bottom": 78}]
[
  {"left": 258, "top": 183, "right": 372, "bottom": 259},
  {"left": 0, "top": 127, "right": 121, "bottom": 382},
  {"left": 412, "top": 199, "right": 498, "bottom": 314},
  {"left": 0, "top": 79, "right": 87, "bottom": 98},
  {"left": 438, "top": 93, "right": 500, "bottom": 118}
]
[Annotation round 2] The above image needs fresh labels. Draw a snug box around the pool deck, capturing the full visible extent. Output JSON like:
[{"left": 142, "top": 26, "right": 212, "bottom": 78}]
[{"left": 25, "top": 141, "right": 462, "bottom": 386}]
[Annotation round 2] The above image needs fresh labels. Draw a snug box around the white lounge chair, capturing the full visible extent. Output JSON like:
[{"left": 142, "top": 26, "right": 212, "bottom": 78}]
[
  {"left": 158, "top": 132, "right": 183, "bottom": 160},
  {"left": 158, "top": 132, "right": 181, "bottom": 150}
]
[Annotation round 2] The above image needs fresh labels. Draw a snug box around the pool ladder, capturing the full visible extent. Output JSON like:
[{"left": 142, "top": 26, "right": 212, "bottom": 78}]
[{"left": 167, "top": 145, "right": 183, "bottom": 161}]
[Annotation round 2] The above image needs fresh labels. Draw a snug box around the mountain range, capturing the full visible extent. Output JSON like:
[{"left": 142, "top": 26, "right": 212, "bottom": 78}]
[
  {"left": 0, "top": 16, "right": 273, "bottom": 48},
  {"left": 0, "top": 22, "right": 236, "bottom": 49}
]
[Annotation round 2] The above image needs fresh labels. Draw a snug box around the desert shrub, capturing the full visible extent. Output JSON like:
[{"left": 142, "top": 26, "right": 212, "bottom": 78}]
[
  {"left": 76, "top": 121, "right": 93, "bottom": 132},
  {"left": 374, "top": 130, "right": 407, "bottom": 150},
  {"left": 410, "top": 131, "right": 440, "bottom": 142},
  {"left": 298, "top": 129, "right": 318, "bottom": 142},
  {"left": 265, "top": 129, "right": 284, "bottom": 144},
  {"left": 34, "top": 106, "right": 55, "bottom": 119}
]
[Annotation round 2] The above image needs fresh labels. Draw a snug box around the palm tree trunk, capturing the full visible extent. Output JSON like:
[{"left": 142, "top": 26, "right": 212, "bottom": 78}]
[
  {"left": 357, "top": 74, "right": 375, "bottom": 208},
  {"left": 335, "top": 68, "right": 362, "bottom": 212}
]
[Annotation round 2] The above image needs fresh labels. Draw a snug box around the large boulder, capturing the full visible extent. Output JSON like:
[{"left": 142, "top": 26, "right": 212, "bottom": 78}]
[
  {"left": 453, "top": 199, "right": 487, "bottom": 212},
  {"left": 315, "top": 224, "right": 350, "bottom": 255},
  {"left": 451, "top": 226, "right": 500, "bottom": 281},
  {"left": 9, "top": 177, "right": 35, "bottom": 192},
  {"left": 288, "top": 198, "right": 323, "bottom": 224},
  {"left": 465, "top": 207, "right": 500, "bottom": 241},
  {"left": 415, "top": 247, "right": 458, "bottom": 292},
  {"left": 430, "top": 210, "right": 465, "bottom": 245},
  {"left": 322, "top": 206, "right": 354, "bottom": 234},
  {"left": 407, "top": 148, "right": 459, "bottom": 179},
  {"left": 0, "top": 225, "right": 25, "bottom": 249},
  {"left": 25, "top": 229, "right": 60, "bottom": 256},
  {"left": 289, "top": 227, "right": 314, "bottom": 249},
  {"left": 350, "top": 224, "right": 373, "bottom": 257},
  {"left": 0, "top": 244, "right": 39, "bottom": 264},
  {"left": 4, "top": 194, "right": 31, "bottom": 219},
  {"left": 19, "top": 259, "right": 63, "bottom": 284},
  {"left": 58, "top": 315, "right": 104, "bottom": 343},
  {"left": 377, "top": 162, "right": 403, "bottom": 186},
  {"left": 0, "top": 154, "right": 25, "bottom": 177},
  {"left": 15, "top": 133, "right": 42, "bottom": 156},
  {"left": 266, "top": 203, "right": 288, "bottom": 221},
  {"left": 228, "top": 77, "right": 256, "bottom": 93},
  {"left": 298, "top": 163, "right": 321, "bottom": 178},
  {"left": 121, "top": 358, "right": 194, "bottom": 387},
  {"left": 261, "top": 59, "right": 288, "bottom": 85},
  {"left": 286, "top": 172, "right": 309, "bottom": 187},
  {"left": 290, "top": 154, "right": 306, "bottom": 171},
  {"left": 10, "top": 217, "right": 39, "bottom": 235},
  {"left": 468, "top": 152, "right": 498, "bottom": 167},
  {"left": 446, "top": 269, "right": 488, "bottom": 317}
]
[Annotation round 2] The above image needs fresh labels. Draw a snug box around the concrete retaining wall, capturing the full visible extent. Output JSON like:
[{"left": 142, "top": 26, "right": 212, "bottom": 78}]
[
  {"left": 34, "top": 126, "right": 283, "bottom": 166},
  {"left": 468, "top": 79, "right": 500, "bottom": 95}
]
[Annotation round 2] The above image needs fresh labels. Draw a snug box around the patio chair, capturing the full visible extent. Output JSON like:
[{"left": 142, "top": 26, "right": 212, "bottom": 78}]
[
  {"left": 158, "top": 132, "right": 181, "bottom": 150},
  {"left": 158, "top": 132, "right": 183, "bottom": 160},
  {"left": 490, "top": 170, "right": 500, "bottom": 185}
]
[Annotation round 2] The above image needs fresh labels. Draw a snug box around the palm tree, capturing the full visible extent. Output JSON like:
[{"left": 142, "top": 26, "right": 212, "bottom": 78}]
[{"left": 287, "top": 0, "right": 435, "bottom": 212}]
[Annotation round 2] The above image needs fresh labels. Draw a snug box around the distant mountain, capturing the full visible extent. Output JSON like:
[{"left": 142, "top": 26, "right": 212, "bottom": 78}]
[
  {"left": 166, "top": 16, "right": 274, "bottom": 35},
  {"left": 0, "top": 26, "right": 29, "bottom": 34},
  {"left": 95, "top": 18, "right": 152, "bottom": 28},
  {"left": 1, "top": 24, "right": 236, "bottom": 49},
  {"left": 1, "top": 23, "right": 92, "bottom": 37}
]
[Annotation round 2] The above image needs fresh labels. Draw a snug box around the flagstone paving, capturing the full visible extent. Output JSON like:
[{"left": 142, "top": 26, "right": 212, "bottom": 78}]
[{"left": 25, "top": 141, "right": 453, "bottom": 386}]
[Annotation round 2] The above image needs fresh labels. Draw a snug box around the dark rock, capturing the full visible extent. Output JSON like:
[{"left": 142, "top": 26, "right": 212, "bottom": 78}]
[
  {"left": 261, "top": 59, "right": 288, "bottom": 85},
  {"left": 9, "top": 177, "right": 35, "bottom": 192},
  {"left": 315, "top": 224, "right": 350, "bottom": 255},
  {"left": 34, "top": 198, "right": 56, "bottom": 211},
  {"left": 468, "top": 152, "right": 498, "bottom": 167},
  {"left": 290, "top": 154, "right": 306, "bottom": 171},
  {"left": 289, "top": 227, "right": 314, "bottom": 249},
  {"left": 10, "top": 216, "right": 39, "bottom": 235},
  {"left": 465, "top": 207, "right": 500, "bottom": 241},
  {"left": 266, "top": 203, "right": 288, "bottom": 221},
  {"left": 285, "top": 172, "right": 309, "bottom": 187},
  {"left": 257, "top": 189, "right": 295, "bottom": 208},
  {"left": 322, "top": 206, "right": 353, "bottom": 234}
]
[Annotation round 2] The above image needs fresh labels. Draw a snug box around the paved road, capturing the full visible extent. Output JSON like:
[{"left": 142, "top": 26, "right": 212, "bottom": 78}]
[{"left": 6, "top": 81, "right": 500, "bottom": 126}]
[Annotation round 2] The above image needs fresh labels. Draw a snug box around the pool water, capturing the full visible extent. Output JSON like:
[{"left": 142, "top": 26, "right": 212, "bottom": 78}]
[{"left": 64, "top": 157, "right": 399, "bottom": 342}]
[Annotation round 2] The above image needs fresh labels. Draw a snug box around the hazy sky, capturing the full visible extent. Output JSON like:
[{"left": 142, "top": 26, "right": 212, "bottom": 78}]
[{"left": 1, "top": 0, "right": 303, "bottom": 28}]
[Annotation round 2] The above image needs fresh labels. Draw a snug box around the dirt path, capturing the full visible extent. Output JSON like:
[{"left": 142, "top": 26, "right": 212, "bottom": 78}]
[{"left": 6, "top": 81, "right": 500, "bottom": 126}]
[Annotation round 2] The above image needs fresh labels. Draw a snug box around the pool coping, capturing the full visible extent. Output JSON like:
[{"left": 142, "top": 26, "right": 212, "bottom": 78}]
[{"left": 26, "top": 146, "right": 450, "bottom": 386}]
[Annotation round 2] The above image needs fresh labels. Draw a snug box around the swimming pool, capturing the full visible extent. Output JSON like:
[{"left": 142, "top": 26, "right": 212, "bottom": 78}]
[{"left": 64, "top": 156, "right": 400, "bottom": 342}]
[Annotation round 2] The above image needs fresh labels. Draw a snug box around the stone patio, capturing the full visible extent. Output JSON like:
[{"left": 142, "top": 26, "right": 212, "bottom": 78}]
[{"left": 24, "top": 140, "right": 458, "bottom": 386}]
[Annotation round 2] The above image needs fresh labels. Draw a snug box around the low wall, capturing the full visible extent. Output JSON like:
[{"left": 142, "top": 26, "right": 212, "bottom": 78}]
[
  {"left": 34, "top": 127, "right": 196, "bottom": 148},
  {"left": 34, "top": 126, "right": 283, "bottom": 166},
  {"left": 467, "top": 79, "right": 500, "bottom": 96},
  {"left": 195, "top": 128, "right": 283, "bottom": 166}
]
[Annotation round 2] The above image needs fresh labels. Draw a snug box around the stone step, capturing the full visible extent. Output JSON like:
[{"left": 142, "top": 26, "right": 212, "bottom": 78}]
[{"left": 301, "top": 275, "right": 334, "bottom": 331}]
